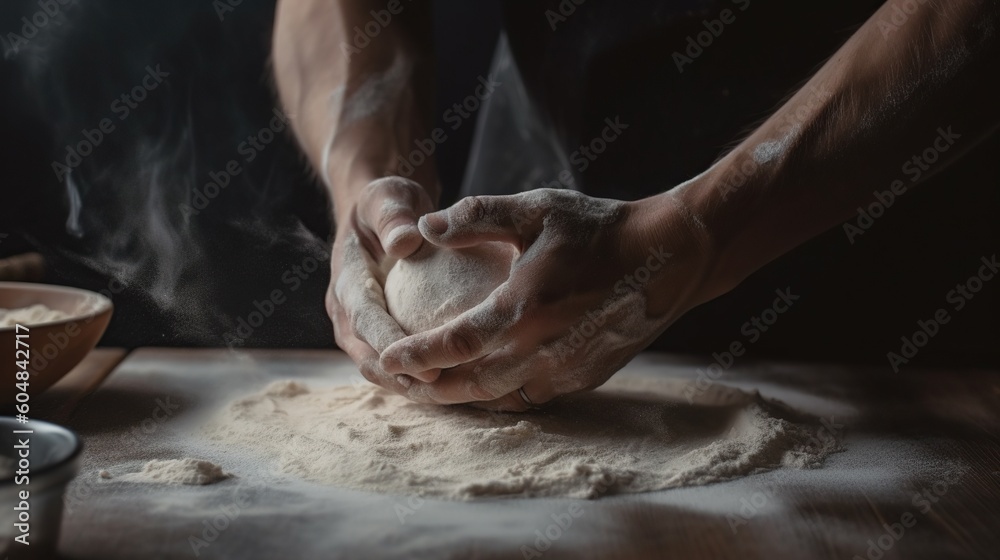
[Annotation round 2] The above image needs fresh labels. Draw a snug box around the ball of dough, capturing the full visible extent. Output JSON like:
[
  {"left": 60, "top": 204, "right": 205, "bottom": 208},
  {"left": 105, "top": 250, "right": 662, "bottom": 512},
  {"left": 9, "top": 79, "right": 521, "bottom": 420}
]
[{"left": 384, "top": 242, "right": 516, "bottom": 335}]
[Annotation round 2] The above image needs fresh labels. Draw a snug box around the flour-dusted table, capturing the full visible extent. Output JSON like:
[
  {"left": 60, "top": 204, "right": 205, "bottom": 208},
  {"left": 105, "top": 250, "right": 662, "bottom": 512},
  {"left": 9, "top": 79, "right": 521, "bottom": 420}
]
[{"left": 47, "top": 349, "right": 1000, "bottom": 559}]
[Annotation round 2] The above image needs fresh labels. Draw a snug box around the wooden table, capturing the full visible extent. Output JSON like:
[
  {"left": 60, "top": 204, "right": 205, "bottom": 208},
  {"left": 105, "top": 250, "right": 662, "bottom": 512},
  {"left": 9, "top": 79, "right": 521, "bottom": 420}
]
[
  {"left": 31, "top": 348, "right": 127, "bottom": 424},
  {"left": 43, "top": 349, "right": 1000, "bottom": 560}
]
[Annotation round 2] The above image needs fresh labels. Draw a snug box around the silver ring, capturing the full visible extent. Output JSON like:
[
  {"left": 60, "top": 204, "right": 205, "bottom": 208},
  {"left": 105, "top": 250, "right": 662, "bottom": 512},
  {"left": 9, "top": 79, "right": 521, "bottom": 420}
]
[{"left": 517, "top": 386, "right": 533, "bottom": 406}]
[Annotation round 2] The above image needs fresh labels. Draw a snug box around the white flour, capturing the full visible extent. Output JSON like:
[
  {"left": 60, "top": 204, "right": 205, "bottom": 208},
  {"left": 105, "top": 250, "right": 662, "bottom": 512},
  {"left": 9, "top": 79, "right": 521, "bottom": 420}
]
[
  {"left": 118, "top": 458, "right": 231, "bottom": 486},
  {"left": 0, "top": 304, "right": 70, "bottom": 328},
  {"left": 204, "top": 377, "right": 840, "bottom": 500}
]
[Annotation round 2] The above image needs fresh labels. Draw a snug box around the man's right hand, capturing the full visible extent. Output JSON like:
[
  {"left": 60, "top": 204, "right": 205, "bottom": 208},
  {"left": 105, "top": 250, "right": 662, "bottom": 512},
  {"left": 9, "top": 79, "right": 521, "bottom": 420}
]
[
  {"left": 273, "top": 0, "right": 441, "bottom": 393},
  {"left": 327, "top": 176, "right": 440, "bottom": 393}
]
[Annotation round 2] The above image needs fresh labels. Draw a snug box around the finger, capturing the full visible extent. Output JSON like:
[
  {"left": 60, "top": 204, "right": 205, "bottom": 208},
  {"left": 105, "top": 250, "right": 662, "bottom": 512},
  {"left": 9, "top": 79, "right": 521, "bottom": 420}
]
[
  {"left": 467, "top": 392, "right": 531, "bottom": 413},
  {"left": 419, "top": 195, "right": 526, "bottom": 249},
  {"left": 333, "top": 233, "right": 440, "bottom": 383},
  {"left": 332, "top": 280, "right": 441, "bottom": 388},
  {"left": 518, "top": 378, "right": 560, "bottom": 406},
  {"left": 379, "top": 283, "right": 522, "bottom": 374},
  {"left": 332, "top": 312, "right": 417, "bottom": 395},
  {"left": 408, "top": 350, "right": 531, "bottom": 405},
  {"left": 358, "top": 177, "right": 435, "bottom": 259},
  {"left": 335, "top": 292, "right": 441, "bottom": 384},
  {"left": 469, "top": 378, "right": 559, "bottom": 412}
]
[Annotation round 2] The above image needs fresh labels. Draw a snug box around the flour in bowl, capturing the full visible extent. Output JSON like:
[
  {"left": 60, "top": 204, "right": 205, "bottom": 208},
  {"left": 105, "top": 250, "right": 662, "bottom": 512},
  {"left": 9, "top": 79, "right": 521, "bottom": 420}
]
[{"left": 0, "top": 304, "right": 70, "bottom": 328}]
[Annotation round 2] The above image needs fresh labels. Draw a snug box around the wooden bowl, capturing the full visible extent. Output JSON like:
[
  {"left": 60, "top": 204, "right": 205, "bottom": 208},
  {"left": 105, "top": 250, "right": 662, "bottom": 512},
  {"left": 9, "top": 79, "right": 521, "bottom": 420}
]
[{"left": 0, "top": 283, "right": 113, "bottom": 406}]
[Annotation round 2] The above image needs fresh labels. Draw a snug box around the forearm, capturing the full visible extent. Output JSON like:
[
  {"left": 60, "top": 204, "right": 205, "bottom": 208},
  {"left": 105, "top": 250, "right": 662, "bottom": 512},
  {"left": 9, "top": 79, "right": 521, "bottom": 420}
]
[
  {"left": 272, "top": 0, "right": 438, "bottom": 221},
  {"left": 657, "top": 0, "right": 999, "bottom": 303}
]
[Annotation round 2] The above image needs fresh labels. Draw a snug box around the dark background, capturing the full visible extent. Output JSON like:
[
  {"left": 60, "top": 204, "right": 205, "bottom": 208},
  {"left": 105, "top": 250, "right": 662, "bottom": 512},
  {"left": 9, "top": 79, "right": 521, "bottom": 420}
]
[{"left": 0, "top": 0, "right": 996, "bottom": 370}]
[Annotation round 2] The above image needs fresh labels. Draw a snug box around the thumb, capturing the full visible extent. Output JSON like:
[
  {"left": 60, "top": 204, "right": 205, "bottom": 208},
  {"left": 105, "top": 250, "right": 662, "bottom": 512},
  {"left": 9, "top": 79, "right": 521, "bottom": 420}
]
[
  {"left": 358, "top": 177, "right": 435, "bottom": 259},
  {"left": 418, "top": 195, "right": 525, "bottom": 248}
]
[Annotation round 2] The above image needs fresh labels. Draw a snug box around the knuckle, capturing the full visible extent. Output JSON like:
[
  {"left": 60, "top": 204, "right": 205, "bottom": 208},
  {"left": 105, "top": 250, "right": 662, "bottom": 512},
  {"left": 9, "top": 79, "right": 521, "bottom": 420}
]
[
  {"left": 367, "top": 177, "right": 422, "bottom": 208},
  {"left": 360, "top": 178, "right": 421, "bottom": 221},
  {"left": 358, "top": 356, "right": 401, "bottom": 390},
  {"left": 357, "top": 364, "right": 378, "bottom": 384},
  {"left": 397, "top": 347, "right": 429, "bottom": 371},
  {"left": 325, "top": 287, "right": 341, "bottom": 318},
  {"left": 466, "top": 380, "right": 499, "bottom": 401},
  {"left": 561, "top": 376, "right": 590, "bottom": 394},
  {"left": 371, "top": 175, "right": 419, "bottom": 192},
  {"left": 346, "top": 309, "right": 363, "bottom": 334},
  {"left": 330, "top": 308, "right": 353, "bottom": 345},
  {"left": 456, "top": 196, "right": 490, "bottom": 225},
  {"left": 442, "top": 327, "right": 481, "bottom": 361},
  {"left": 347, "top": 309, "right": 379, "bottom": 344},
  {"left": 357, "top": 363, "right": 385, "bottom": 387},
  {"left": 332, "top": 324, "right": 349, "bottom": 348}
]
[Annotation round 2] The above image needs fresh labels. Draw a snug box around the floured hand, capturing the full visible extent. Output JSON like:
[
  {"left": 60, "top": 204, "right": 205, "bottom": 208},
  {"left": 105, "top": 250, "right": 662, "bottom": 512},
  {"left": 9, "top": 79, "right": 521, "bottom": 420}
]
[
  {"left": 327, "top": 176, "right": 440, "bottom": 392},
  {"left": 380, "top": 189, "right": 714, "bottom": 411}
]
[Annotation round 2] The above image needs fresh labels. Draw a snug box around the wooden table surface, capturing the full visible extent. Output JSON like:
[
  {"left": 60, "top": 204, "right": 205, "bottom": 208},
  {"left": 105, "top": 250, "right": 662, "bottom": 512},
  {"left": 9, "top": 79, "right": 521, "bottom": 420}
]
[
  {"left": 31, "top": 348, "right": 128, "bottom": 423},
  {"left": 39, "top": 348, "right": 1000, "bottom": 560}
]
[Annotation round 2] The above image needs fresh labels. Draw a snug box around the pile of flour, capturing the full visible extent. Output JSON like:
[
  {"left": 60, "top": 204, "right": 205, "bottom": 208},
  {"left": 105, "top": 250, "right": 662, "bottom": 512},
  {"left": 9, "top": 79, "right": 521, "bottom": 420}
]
[
  {"left": 204, "top": 377, "right": 840, "bottom": 499},
  {"left": 115, "top": 458, "right": 231, "bottom": 486},
  {"left": 0, "top": 304, "right": 70, "bottom": 328}
]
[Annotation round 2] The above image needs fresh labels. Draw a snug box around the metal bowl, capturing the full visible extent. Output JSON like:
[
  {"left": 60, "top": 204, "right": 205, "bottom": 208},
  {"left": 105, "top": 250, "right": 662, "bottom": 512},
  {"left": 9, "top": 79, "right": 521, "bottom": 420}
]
[
  {"left": 0, "top": 417, "right": 83, "bottom": 558},
  {"left": 0, "top": 282, "right": 113, "bottom": 406}
]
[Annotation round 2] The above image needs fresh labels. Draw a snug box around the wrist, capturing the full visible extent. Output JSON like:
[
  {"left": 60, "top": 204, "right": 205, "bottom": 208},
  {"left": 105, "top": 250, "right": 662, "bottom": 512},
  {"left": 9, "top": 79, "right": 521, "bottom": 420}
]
[
  {"left": 326, "top": 124, "right": 440, "bottom": 226},
  {"left": 624, "top": 185, "right": 730, "bottom": 319}
]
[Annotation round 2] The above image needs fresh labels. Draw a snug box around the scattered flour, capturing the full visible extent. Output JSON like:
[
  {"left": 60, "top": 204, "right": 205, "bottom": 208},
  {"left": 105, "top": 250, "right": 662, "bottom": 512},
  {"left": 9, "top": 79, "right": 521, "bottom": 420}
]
[
  {"left": 118, "top": 458, "right": 231, "bottom": 486},
  {"left": 0, "top": 304, "right": 70, "bottom": 328},
  {"left": 204, "top": 377, "right": 840, "bottom": 500},
  {"left": 384, "top": 242, "right": 515, "bottom": 334}
]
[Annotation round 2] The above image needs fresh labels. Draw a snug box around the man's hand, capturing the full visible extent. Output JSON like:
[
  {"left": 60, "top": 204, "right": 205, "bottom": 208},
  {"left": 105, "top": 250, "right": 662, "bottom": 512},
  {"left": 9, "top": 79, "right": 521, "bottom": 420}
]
[
  {"left": 327, "top": 176, "right": 440, "bottom": 392},
  {"left": 379, "top": 189, "right": 714, "bottom": 411},
  {"left": 273, "top": 0, "right": 439, "bottom": 392}
]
